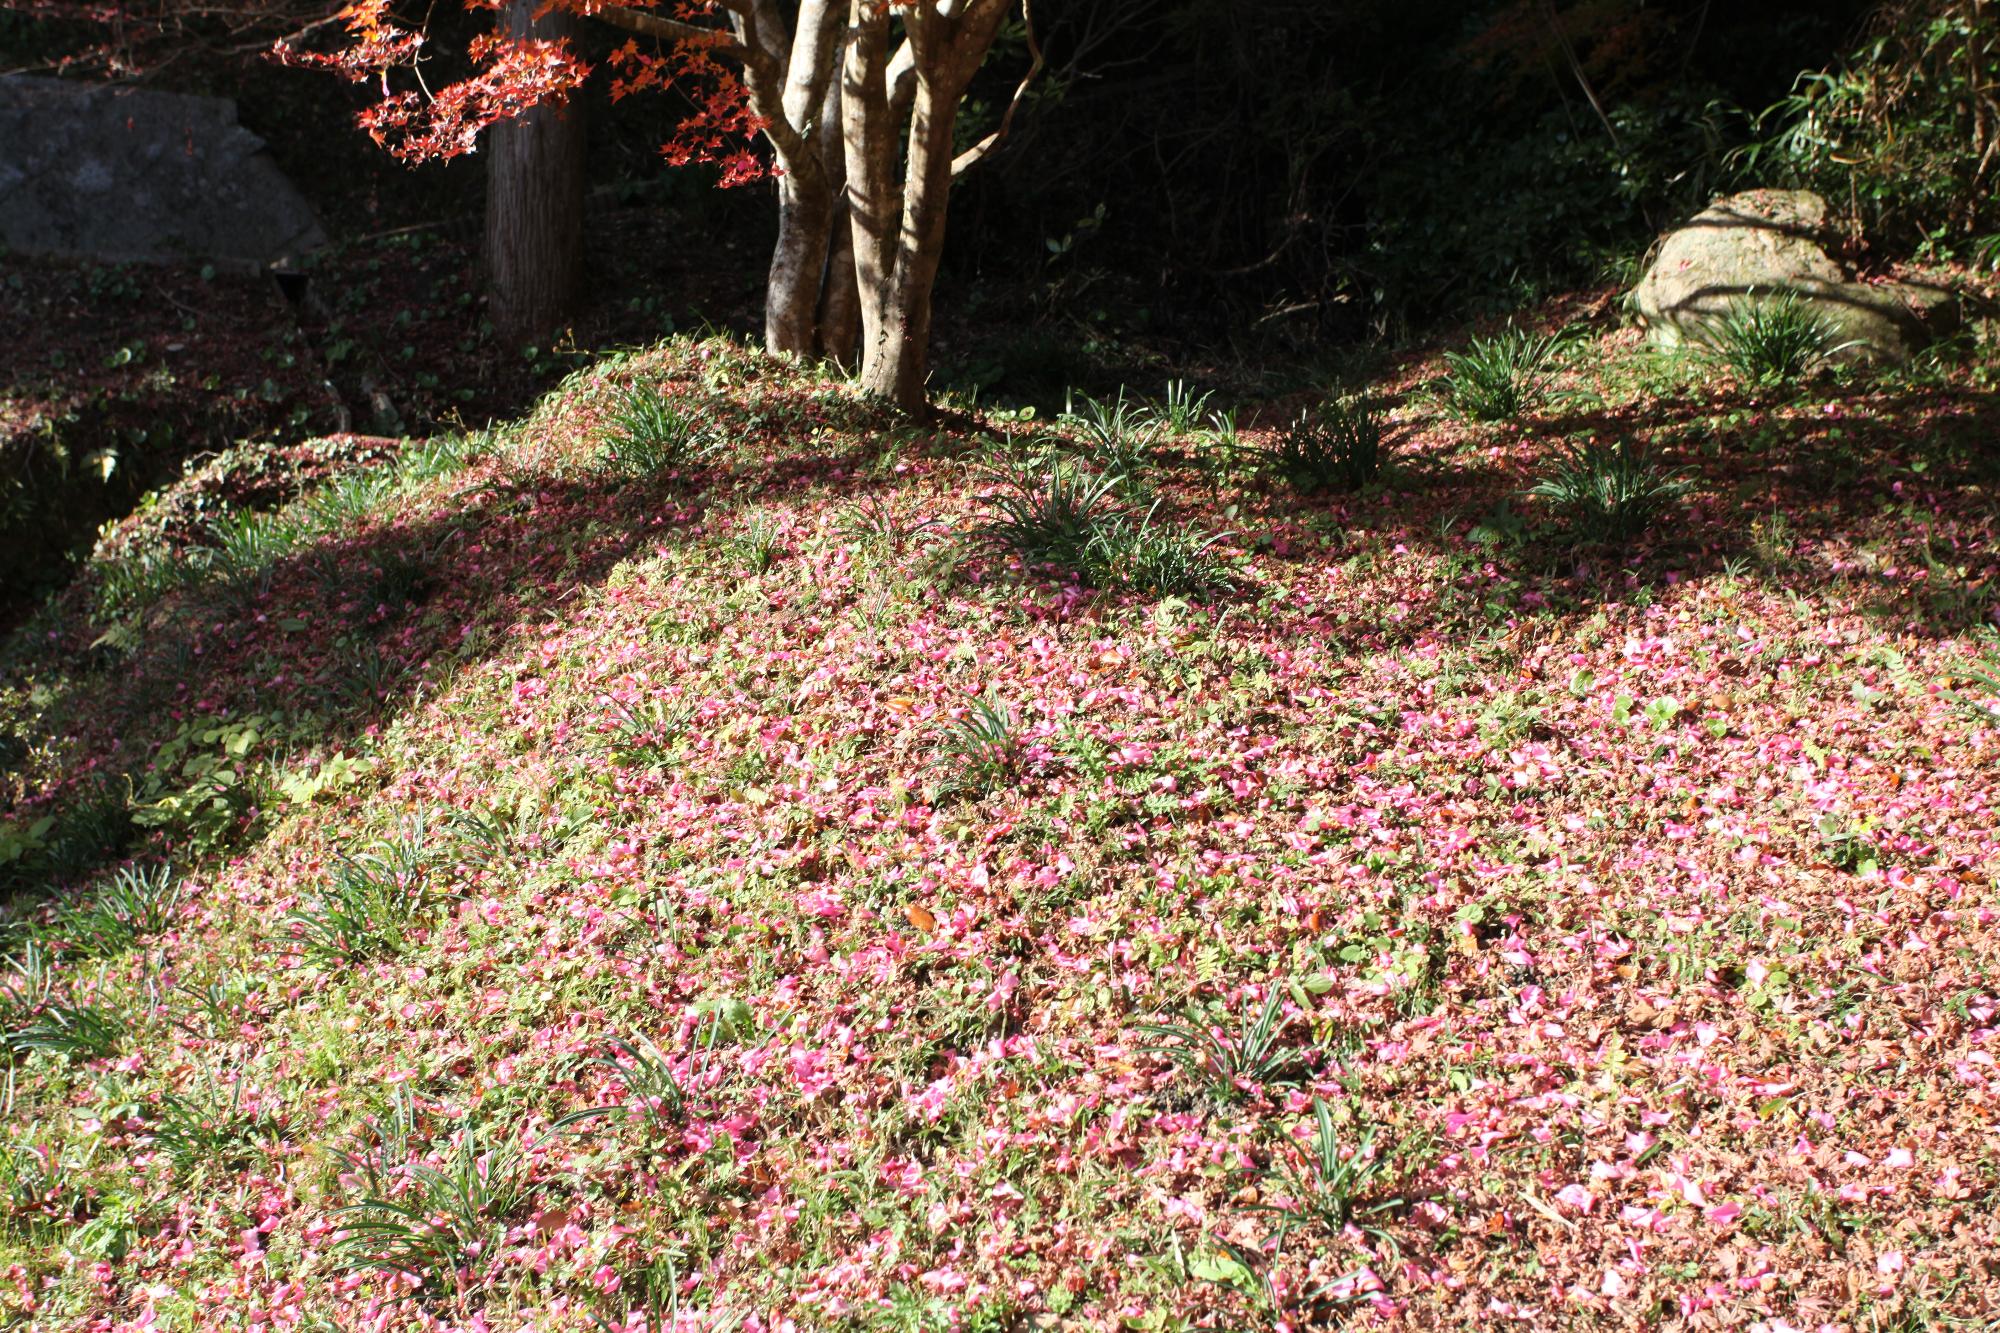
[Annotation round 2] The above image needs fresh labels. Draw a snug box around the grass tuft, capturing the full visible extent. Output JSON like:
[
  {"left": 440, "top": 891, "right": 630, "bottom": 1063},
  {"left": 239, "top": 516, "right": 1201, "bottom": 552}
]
[
  {"left": 9, "top": 1001, "right": 123, "bottom": 1062},
  {"left": 974, "top": 464, "right": 1124, "bottom": 578},
  {"left": 1442, "top": 325, "right": 1569, "bottom": 421},
  {"left": 1526, "top": 439, "right": 1689, "bottom": 545},
  {"left": 285, "top": 823, "right": 438, "bottom": 964},
  {"left": 1087, "top": 506, "right": 1233, "bottom": 595},
  {"left": 555, "top": 1031, "right": 697, "bottom": 1138},
  {"left": 335, "top": 1128, "right": 525, "bottom": 1304},
  {"left": 1064, "top": 389, "right": 1164, "bottom": 475},
  {"left": 1264, "top": 397, "right": 1391, "bottom": 492},
  {"left": 60, "top": 863, "right": 183, "bottom": 956},
  {"left": 935, "top": 694, "right": 1021, "bottom": 797},
  {"left": 1702, "top": 291, "right": 1862, "bottom": 384},
  {"left": 596, "top": 387, "right": 713, "bottom": 478},
  {"left": 1136, "top": 989, "right": 1299, "bottom": 1102},
  {"left": 1252, "top": 1098, "right": 1402, "bottom": 1250}
]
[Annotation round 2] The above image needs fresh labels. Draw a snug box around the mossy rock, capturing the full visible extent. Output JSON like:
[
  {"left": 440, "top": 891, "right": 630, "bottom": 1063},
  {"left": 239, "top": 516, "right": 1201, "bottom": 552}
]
[{"left": 1632, "top": 190, "right": 1960, "bottom": 364}]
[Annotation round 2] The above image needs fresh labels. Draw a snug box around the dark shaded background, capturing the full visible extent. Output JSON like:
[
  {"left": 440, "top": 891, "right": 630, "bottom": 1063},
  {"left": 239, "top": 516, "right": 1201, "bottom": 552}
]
[{"left": 0, "top": 0, "right": 1884, "bottom": 618}]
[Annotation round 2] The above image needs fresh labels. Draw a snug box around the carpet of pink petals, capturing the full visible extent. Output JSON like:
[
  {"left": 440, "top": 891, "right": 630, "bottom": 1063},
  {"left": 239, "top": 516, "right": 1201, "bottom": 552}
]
[{"left": 2, "top": 322, "right": 1997, "bottom": 1332}]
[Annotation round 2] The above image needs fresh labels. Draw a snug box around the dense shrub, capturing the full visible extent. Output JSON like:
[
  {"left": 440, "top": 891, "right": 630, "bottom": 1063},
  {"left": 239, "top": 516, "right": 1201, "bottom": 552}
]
[{"left": 1735, "top": 0, "right": 2000, "bottom": 247}]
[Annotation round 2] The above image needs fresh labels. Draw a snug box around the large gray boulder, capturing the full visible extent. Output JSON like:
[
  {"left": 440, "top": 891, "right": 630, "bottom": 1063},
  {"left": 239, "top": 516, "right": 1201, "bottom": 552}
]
[
  {"left": 1632, "top": 189, "right": 1958, "bottom": 364},
  {"left": 0, "top": 76, "right": 326, "bottom": 272}
]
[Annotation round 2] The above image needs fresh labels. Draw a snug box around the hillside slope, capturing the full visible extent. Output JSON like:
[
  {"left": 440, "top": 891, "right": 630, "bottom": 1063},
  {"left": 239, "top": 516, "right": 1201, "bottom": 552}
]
[{"left": 2, "top": 323, "right": 1998, "bottom": 1331}]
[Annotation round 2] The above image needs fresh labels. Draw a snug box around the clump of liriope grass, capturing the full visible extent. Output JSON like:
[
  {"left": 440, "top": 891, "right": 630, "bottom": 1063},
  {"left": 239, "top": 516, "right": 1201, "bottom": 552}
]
[
  {"left": 973, "top": 464, "right": 1229, "bottom": 593},
  {"left": 596, "top": 386, "right": 715, "bottom": 477},
  {"left": 1526, "top": 438, "right": 1690, "bottom": 545},
  {"left": 1263, "top": 396, "right": 1392, "bottom": 492},
  {"left": 1441, "top": 325, "right": 1571, "bottom": 421},
  {"left": 1701, "top": 291, "right": 1862, "bottom": 385}
]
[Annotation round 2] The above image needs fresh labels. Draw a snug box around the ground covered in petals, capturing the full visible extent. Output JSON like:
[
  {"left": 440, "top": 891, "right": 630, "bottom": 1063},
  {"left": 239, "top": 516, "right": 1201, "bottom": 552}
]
[{"left": 2, "top": 313, "right": 1998, "bottom": 1331}]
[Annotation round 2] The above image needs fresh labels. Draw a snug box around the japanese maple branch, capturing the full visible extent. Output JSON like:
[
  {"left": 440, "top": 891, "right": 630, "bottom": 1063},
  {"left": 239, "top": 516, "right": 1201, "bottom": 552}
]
[{"left": 593, "top": 1, "right": 812, "bottom": 163}]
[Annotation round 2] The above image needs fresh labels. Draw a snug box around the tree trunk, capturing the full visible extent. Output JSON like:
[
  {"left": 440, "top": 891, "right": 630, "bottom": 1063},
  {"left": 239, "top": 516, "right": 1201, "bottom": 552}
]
[
  {"left": 859, "top": 74, "right": 962, "bottom": 408},
  {"left": 818, "top": 198, "right": 863, "bottom": 367},
  {"left": 842, "top": 1, "right": 899, "bottom": 367},
  {"left": 725, "top": 0, "right": 853, "bottom": 362},
  {"left": 815, "top": 72, "right": 862, "bottom": 366},
  {"left": 842, "top": 0, "right": 1014, "bottom": 411},
  {"left": 484, "top": 0, "right": 586, "bottom": 345},
  {"left": 765, "top": 161, "right": 834, "bottom": 357}
]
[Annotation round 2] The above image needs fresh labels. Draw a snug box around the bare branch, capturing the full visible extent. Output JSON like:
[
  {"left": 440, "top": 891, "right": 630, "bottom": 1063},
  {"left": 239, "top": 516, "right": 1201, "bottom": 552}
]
[
  {"left": 727, "top": 0, "right": 813, "bottom": 165},
  {"left": 951, "top": 0, "right": 1040, "bottom": 176},
  {"left": 783, "top": 0, "right": 847, "bottom": 143},
  {"left": 594, "top": 5, "right": 743, "bottom": 54}
]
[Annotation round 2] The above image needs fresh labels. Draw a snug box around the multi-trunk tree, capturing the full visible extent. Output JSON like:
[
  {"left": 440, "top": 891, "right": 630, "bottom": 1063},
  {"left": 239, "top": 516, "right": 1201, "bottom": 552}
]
[{"left": 291, "top": 0, "right": 1038, "bottom": 410}]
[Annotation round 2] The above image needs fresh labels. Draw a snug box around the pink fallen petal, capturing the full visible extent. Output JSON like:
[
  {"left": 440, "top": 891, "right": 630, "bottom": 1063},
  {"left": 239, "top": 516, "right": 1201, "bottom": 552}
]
[{"left": 1556, "top": 1184, "right": 1596, "bottom": 1213}]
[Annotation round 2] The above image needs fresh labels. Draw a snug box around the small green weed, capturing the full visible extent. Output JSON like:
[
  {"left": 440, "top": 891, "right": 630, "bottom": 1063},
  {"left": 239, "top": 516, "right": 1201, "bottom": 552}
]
[
  {"left": 1946, "top": 637, "right": 2000, "bottom": 729},
  {"left": 731, "top": 514, "right": 784, "bottom": 573},
  {"left": 1137, "top": 988, "right": 1299, "bottom": 1101},
  {"left": 840, "top": 494, "right": 941, "bottom": 554},
  {"left": 368, "top": 551, "right": 435, "bottom": 609},
  {"left": 1815, "top": 813, "right": 1879, "bottom": 874},
  {"left": 334, "top": 643, "right": 404, "bottom": 712},
  {"left": 1197, "top": 406, "right": 1248, "bottom": 491},
  {"left": 443, "top": 807, "right": 513, "bottom": 869},
  {"left": 129, "top": 716, "right": 270, "bottom": 856},
  {"left": 0, "top": 1135, "right": 85, "bottom": 1240},
  {"left": 0, "top": 943, "right": 52, "bottom": 1021},
  {"left": 396, "top": 433, "right": 491, "bottom": 486},
  {"left": 602, "top": 698, "right": 693, "bottom": 769},
  {"left": 94, "top": 548, "right": 198, "bottom": 616},
  {"left": 307, "top": 467, "right": 397, "bottom": 529}
]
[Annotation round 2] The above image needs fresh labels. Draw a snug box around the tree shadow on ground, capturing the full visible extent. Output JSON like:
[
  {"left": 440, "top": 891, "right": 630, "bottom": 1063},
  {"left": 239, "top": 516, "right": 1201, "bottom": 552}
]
[
  {"left": 7, "top": 355, "right": 1997, "bottom": 911},
  {"left": 0, "top": 387, "right": 940, "bottom": 914},
  {"left": 1230, "top": 368, "right": 2000, "bottom": 659},
  {"left": 0, "top": 459, "right": 710, "bottom": 906}
]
